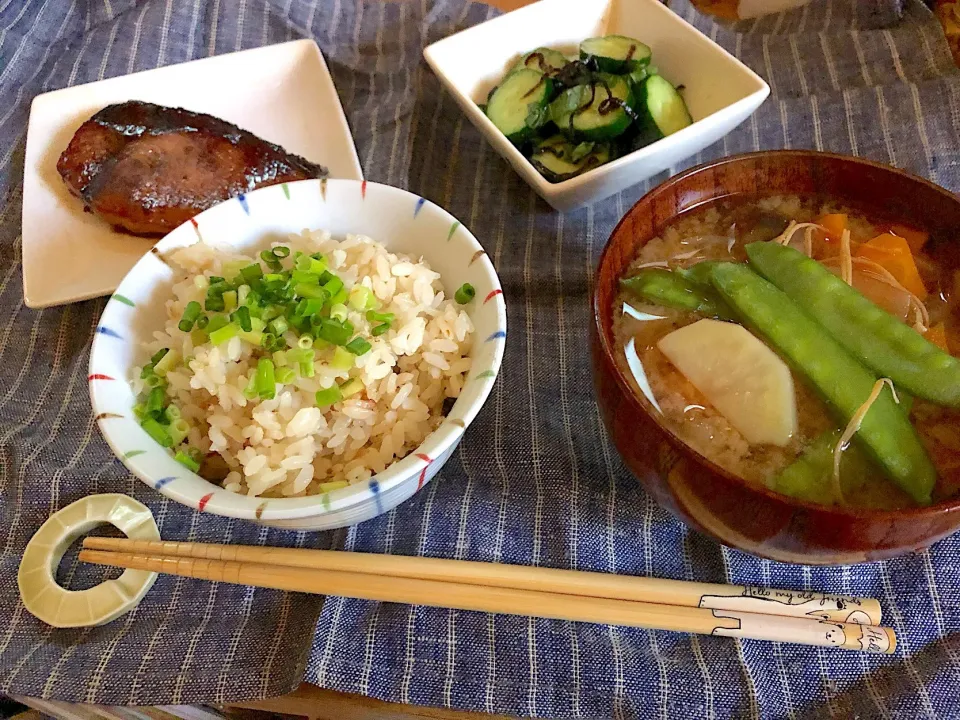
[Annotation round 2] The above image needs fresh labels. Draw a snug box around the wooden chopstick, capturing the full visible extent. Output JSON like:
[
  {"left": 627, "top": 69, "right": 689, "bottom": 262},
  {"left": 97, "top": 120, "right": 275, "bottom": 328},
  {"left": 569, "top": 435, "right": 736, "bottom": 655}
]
[
  {"left": 79, "top": 545, "right": 896, "bottom": 654},
  {"left": 82, "top": 537, "right": 881, "bottom": 624}
]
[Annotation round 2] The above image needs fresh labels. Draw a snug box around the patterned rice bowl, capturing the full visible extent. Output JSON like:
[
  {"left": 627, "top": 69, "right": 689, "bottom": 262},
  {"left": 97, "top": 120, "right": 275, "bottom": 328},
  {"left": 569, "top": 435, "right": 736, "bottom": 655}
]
[{"left": 89, "top": 179, "right": 506, "bottom": 530}]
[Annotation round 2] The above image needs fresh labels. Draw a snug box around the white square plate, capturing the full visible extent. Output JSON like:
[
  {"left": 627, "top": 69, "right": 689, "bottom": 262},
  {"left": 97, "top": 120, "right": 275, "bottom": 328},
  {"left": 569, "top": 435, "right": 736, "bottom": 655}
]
[
  {"left": 22, "top": 39, "right": 363, "bottom": 309},
  {"left": 423, "top": 0, "right": 769, "bottom": 212}
]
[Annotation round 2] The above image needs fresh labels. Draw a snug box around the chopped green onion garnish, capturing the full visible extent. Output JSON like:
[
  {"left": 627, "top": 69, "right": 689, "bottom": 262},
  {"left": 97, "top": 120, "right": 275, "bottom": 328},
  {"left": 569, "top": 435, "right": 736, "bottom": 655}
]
[
  {"left": 232, "top": 305, "right": 252, "bottom": 332},
  {"left": 153, "top": 348, "right": 180, "bottom": 377},
  {"left": 296, "top": 283, "right": 327, "bottom": 300},
  {"left": 165, "top": 405, "right": 182, "bottom": 421},
  {"left": 256, "top": 358, "right": 276, "bottom": 399},
  {"left": 366, "top": 309, "right": 394, "bottom": 323},
  {"left": 209, "top": 322, "right": 239, "bottom": 346},
  {"left": 315, "top": 385, "right": 343, "bottom": 407},
  {"left": 133, "top": 403, "right": 147, "bottom": 421},
  {"left": 178, "top": 301, "right": 203, "bottom": 332},
  {"left": 141, "top": 417, "right": 173, "bottom": 447},
  {"left": 209, "top": 275, "right": 226, "bottom": 285},
  {"left": 317, "top": 319, "right": 352, "bottom": 346},
  {"left": 205, "top": 295, "right": 225, "bottom": 312},
  {"left": 349, "top": 285, "right": 374, "bottom": 310},
  {"left": 237, "top": 284, "right": 251, "bottom": 305},
  {"left": 239, "top": 330, "right": 264, "bottom": 346},
  {"left": 147, "top": 386, "right": 166, "bottom": 414},
  {"left": 190, "top": 329, "right": 209, "bottom": 346},
  {"left": 276, "top": 366, "right": 296, "bottom": 384},
  {"left": 175, "top": 450, "right": 201, "bottom": 473},
  {"left": 206, "top": 315, "right": 229, "bottom": 333},
  {"left": 319, "top": 480, "right": 350, "bottom": 492},
  {"left": 299, "top": 359, "right": 315, "bottom": 378},
  {"left": 295, "top": 298, "right": 322, "bottom": 317},
  {"left": 372, "top": 322, "right": 391, "bottom": 336},
  {"left": 330, "top": 303, "right": 349, "bottom": 322},
  {"left": 150, "top": 348, "right": 170, "bottom": 364},
  {"left": 263, "top": 273, "right": 284, "bottom": 283},
  {"left": 188, "top": 447, "right": 203, "bottom": 463},
  {"left": 261, "top": 332, "right": 277, "bottom": 349},
  {"left": 207, "top": 280, "right": 228, "bottom": 297},
  {"left": 345, "top": 337, "right": 372, "bottom": 356},
  {"left": 196, "top": 315, "right": 210, "bottom": 330},
  {"left": 323, "top": 276, "right": 345, "bottom": 297},
  {"left": 141, "top": 364, "right": 156, "bottom": 379},
  {"left": 243, "top": 374, "right": 258, "bottom": 400},
  {"left": 339, "top": 378, "right": 364, "bottom": 399},
  {"left": 272, "top": 245, "right": 291, "bottom": 258},
  {"left": 273, "top": 350, "right": 289, "bottom": 367},
  {"left": 240, "top": 263, "right": 264, "bottom": 283},
  {"left": 261, "top": 305, "right": 283, "bottom": 322},
  {"left": 297, "top": 335, "right": 314, "bottom": 350},
  {"left": 296, "top": 255, "right": 327, "bottom": 274},
  {"left": 331, "top": 346, "right": 354, "bottom": 370},
  {"left": 223, "top": 290, "right": 238, "bottom": 312},
  {"left": 291, "top": 270, "right": 320, "bottom": 285},
  {"left": 169, "top": 418, "right": 190, "bottom": 446},
  {"left": 145, "top": 374, "right": 164, "bottom": 388},
  {"left": 455, "top": 283, "right": 476, "bottom": 304},
  {"left": 268, "top": 317, "right": 289, "bottom": 335},
  {"left": 287, "top": 347, "right": 313, "bottom": 364}
]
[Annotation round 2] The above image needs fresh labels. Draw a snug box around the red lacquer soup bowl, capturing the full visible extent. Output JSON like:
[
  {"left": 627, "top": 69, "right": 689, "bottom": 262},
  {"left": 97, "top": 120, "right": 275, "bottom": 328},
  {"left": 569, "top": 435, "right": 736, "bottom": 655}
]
[{"left": 592, "top": 150, "right": 960, "bottom": 565}]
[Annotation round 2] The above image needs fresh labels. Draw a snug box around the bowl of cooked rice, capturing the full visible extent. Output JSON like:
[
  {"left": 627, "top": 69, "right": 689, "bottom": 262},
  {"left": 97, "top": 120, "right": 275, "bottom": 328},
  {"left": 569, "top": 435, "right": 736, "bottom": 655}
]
[{"left": 89, "top": 179, "right": 506, "bottom": 530}]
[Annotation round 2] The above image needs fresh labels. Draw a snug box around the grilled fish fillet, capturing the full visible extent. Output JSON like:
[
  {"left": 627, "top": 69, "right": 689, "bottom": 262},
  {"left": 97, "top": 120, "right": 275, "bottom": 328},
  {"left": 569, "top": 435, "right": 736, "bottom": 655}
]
[{"left": 57, "top": 101, "right": 328, "bottom": 236}]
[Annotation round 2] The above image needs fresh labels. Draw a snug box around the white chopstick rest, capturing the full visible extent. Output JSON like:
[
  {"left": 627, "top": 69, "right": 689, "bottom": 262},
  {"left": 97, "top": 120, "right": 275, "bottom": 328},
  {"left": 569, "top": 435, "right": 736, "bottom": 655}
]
[{"left": 18, "top": 494, "right": 160, "bottom": 627}]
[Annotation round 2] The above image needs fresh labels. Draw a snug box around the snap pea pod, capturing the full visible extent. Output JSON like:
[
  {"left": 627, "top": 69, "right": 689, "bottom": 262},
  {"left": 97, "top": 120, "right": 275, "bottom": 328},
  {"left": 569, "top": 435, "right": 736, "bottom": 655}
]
[
  {"left": 772, "top": 394, "right": 914, "bottom": 504},
  {"left": 620, "top": 268, "right": 736, "bottom": 321},
  {"left": 709, "top": 262, "right": 936, "bottom": 505},
  {"left": 746, "top": 241, "right": 960, "bottom": 407},
  {"left": 675, "top": 260, "right": 722, "bottom": 288},
  {"left": 771, "top": 429, "right": 868, "bottom": 504}
]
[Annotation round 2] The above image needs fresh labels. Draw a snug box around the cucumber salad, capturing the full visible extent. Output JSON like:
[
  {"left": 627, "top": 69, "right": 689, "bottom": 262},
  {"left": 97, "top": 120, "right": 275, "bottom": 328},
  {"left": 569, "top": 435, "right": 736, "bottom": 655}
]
[{"left": 483, "top": 35, "right": 693, "bottom": 183}]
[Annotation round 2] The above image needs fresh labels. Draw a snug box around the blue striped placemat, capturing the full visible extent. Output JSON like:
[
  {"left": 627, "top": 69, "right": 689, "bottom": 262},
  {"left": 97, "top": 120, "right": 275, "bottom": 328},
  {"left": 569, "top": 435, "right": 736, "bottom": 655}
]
[{"left": 1, "top": 1, "right": 960, "bottom": 718}]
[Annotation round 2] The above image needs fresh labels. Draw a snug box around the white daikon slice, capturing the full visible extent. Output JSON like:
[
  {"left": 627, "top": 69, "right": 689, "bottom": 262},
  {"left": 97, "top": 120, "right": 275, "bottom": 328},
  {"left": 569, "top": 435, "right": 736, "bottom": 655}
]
[{"left": 657, "top": 319, "right": 797, "bottom": 446}]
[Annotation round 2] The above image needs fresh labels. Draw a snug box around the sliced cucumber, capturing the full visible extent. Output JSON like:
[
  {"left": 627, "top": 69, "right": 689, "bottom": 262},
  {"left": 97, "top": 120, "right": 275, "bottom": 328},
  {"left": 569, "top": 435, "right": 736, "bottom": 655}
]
[
  {"left": 549, "top": 74, "right": 634, "bottom": 141},
  {"left": 511, "top": 47, "right": 569, "bottom": 75},
  {"left": 580, "top": 35, "right": 652, "bottom": 73},
  {"left": 485, "top": 68, "right": 554, "bottom": 143},
  {"left": 627, "top": 64, "right": 655, "bottom": 88},
  {"left": 636, "top": 74, "right": 693, "bottom": 140},
  {"left": 531, "top": 135, "right": 611, "bottom": 183}
]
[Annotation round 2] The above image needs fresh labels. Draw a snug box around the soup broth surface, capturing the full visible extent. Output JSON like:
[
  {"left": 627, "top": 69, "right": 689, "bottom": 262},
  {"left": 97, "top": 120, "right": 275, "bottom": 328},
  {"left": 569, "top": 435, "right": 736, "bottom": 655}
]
[{"left": 614, "top": 195, "right": 960, "bottom": 510}]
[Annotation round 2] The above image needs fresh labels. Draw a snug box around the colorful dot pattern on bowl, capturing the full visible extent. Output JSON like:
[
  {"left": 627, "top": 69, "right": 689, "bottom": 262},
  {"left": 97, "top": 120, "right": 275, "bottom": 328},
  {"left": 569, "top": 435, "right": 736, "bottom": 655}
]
[{"left": 92, "top": 181, "right": 505, "bottom": 518}]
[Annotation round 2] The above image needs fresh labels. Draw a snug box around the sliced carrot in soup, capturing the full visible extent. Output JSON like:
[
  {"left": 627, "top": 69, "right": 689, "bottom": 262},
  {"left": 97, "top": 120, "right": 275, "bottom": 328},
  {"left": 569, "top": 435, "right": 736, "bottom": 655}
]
[
  {"left": 817, "top": 214, "right": 847, "bottom": 240},
  {"left": 855, "top": 233, "right": 928, "bottom": 300},
  {"left": 886, "top": 223, "right": 929, "bottom": 254},
  {"left": 813, "top": 214, "right": 847, "bottom": 258}
]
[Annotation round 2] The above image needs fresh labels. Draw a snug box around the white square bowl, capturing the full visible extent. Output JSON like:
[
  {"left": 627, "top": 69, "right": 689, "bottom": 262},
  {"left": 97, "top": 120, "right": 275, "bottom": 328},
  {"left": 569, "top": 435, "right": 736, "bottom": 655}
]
[
  {"left": 22, "top": 39, "right": 363, "bottom": 309},
  {"left": 423, "top": 0, "right": 769, "bottom": 212}
]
